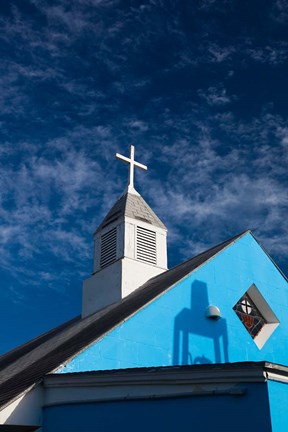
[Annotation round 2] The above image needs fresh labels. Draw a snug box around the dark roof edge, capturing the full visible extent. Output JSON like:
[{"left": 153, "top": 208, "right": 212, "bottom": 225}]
[
  {"left": 45, "top": 361, "right": 288, "bottom": 386},
  {"left": 45, "top": 360, "right": 270, "bottom": 378}
]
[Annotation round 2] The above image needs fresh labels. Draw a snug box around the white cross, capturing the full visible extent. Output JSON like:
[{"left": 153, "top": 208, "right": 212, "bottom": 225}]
[{"left": 116, "top": 145, "right": 147, "bottom": 190}]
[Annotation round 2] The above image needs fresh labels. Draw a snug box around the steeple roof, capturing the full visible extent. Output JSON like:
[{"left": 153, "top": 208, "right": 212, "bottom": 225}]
[{"left": 95, "top": 190, "right": 166, "bottom": 233}]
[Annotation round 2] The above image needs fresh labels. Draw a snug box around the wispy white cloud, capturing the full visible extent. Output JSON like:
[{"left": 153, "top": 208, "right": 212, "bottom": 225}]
[
  {"left": 246, "top": 44, "right": 288, "bottom": 65},
  {"left": 198, "top": 85, "right": 233, "bottom": 106},
  {"left": 0, "top": 131, "right": 123, "bottom": 296},
  {"left": 207, "top": 44, "right": 235, "bottom": 63},
  {"left": 128, "top": 120, "right": 149, "bottom": 132}
]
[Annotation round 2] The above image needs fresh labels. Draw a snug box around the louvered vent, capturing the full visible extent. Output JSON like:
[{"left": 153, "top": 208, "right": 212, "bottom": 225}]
[
  {"left": 100, "top": 227, "right": 117, "bottom": 269},
  {"left": 136, "top": 226, "right": 157, "bottom": 265}
]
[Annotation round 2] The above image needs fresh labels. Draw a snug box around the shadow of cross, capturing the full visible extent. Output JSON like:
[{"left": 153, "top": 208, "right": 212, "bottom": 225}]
[{"left": 173, "top": 280, "right": 229, "bottom": 365}]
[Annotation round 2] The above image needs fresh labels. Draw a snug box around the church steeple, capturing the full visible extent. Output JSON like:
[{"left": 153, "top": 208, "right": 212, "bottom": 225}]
[{"left": 82, "top": 146, "right": 168, "bottom": 318}]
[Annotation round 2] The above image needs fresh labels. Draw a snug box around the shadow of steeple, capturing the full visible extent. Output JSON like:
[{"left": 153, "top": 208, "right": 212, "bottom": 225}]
[{"left": 173, "top": 280, "right": 229, "bottom": 365}]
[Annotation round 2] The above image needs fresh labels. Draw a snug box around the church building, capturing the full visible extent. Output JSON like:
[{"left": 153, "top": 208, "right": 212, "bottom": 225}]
[{"left": 0, "top": 146, "right": 288, "bottom": 431}]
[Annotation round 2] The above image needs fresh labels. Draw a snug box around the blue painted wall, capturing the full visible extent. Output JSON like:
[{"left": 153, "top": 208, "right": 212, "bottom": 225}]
[
  {"left": 268, "top": 381, "right": 288, "bottom": 432},
  {"left": 43, "top": 383, "right": 271, "bottom": 432},
  {"left": 57, "top": 232, "right": 288, "bottom": 373}
]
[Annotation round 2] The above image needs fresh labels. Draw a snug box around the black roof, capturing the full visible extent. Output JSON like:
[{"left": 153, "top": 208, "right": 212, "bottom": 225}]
[{"left": 0, "top": 230, "right": 248, "bottom": 409}]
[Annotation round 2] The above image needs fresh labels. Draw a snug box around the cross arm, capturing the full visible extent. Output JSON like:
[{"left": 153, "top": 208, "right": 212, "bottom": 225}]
[
  {"left": 134, "top": 160, "right": 148, "bottom": 171},
  {"left": 116, "top": 153, "right": 130, "bottom": 164},
  {"left": 115, "top": 153, "right": 148, "bottom": 170}
]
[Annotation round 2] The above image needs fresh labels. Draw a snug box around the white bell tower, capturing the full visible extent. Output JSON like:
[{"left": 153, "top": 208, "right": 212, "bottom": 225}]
[{"left": 82, "top": 146, "right": 168, "bottom": 318}]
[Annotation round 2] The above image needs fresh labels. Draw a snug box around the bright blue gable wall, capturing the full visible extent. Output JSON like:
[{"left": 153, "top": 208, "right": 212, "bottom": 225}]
[
  {"left": 268, "top": 381, "right": 288, "bottom": 432},
  {"left": 57, "top": 233, "right": 288, "bottom": 373}
]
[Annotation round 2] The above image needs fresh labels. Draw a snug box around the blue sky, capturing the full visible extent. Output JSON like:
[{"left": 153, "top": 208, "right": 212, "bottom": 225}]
[{"left": 0, "top": 0, "right": 288, "bottom": 354}]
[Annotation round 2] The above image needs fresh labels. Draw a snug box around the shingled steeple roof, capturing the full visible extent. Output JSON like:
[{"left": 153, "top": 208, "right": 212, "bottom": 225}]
[{"left": 95, "top": 190, "right": 166, "bottom": 233}]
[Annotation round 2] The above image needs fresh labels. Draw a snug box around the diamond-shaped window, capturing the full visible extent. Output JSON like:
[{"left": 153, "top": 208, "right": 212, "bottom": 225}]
[{"left": 233, "top": 284, "right": 279, "bottom": 349}]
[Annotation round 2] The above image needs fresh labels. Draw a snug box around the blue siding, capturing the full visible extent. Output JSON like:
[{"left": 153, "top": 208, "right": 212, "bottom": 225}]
[
  {"left": 268, "top": 381, "right": 288, "bottom": 432},
  {"left": 58, "top": 233, "right": 288, "bottom": 373},
  {"left": 43, "top": 383, "right": 271, "bottom": 432}
]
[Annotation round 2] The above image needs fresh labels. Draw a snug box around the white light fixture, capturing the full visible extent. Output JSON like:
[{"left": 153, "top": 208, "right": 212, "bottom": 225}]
[{"left": 206, "top": 305, "right": 221, "bottom": 320}]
